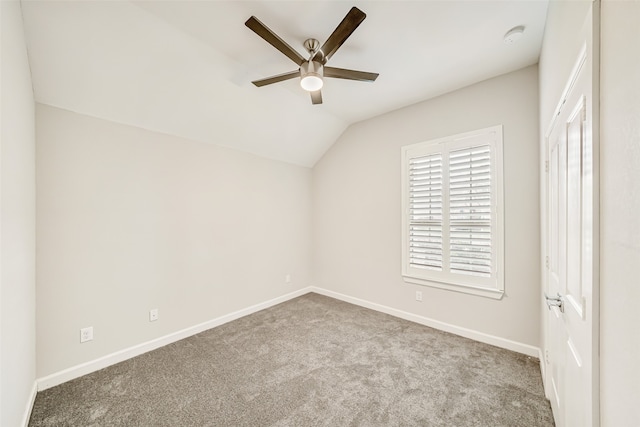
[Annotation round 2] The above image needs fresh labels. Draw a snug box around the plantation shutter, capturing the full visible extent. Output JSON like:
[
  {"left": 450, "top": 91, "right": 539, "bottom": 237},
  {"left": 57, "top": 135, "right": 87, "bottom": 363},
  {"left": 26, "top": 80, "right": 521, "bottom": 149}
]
[
  {"left": 408, "top": 154, "right": 443, "bottom": 271},
  {"left": 448, "top": 145, "right": 492, "bottom": 277},
  {"left": 402, "top": 125, "right": 503, "bottom": 298}
]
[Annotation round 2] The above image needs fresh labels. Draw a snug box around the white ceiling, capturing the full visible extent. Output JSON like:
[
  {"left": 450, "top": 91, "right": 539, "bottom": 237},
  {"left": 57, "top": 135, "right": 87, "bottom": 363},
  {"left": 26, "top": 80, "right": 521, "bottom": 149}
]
[{"left": 21, "top": 0, "right": 548, "bottom": 167}]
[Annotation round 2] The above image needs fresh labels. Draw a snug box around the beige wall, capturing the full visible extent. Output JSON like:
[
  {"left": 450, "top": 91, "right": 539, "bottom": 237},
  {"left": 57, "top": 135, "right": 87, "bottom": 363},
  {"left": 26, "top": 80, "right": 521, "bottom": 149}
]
[
  {"left": 600, "top": 0, "right": 640, "bottom": 424},
  {"left": 313, "top": 65, "right": 540, "bottom": 347},
  {"left": 0, "top": 1, "right": 37, "bottom": 425},
  {"left": 36, "top": 104, "right": 312, "bottom": 377}
]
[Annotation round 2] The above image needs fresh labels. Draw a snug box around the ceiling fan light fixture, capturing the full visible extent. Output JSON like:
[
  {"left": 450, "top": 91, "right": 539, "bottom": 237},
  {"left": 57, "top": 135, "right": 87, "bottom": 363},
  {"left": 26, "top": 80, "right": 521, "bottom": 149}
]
[
  {"left": 301, "top": 75, "right": 323, "bottom": 92},
  {"left": 300, "top": 61, "right": 324, "bottom": 92}
]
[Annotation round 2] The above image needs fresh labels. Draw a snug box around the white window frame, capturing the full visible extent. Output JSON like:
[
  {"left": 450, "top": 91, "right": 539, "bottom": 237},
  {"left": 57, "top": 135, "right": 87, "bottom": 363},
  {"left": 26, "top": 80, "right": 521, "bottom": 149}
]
[{"left": 401, "top": 125, "right": 504, "bottom": 299}]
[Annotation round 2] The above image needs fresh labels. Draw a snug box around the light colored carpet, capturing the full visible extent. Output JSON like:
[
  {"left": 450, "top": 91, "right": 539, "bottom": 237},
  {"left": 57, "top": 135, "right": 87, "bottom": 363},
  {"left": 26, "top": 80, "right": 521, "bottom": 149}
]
[{"left": 29, "top": 293, "right": 554, "bottom": 426}]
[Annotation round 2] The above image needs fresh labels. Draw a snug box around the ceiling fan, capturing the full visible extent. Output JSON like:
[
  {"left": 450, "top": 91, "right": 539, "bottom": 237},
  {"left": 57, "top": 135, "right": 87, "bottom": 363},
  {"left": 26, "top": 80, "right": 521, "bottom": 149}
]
[{"left": 245, "top": 6, "right": 379, "bottom": 105}]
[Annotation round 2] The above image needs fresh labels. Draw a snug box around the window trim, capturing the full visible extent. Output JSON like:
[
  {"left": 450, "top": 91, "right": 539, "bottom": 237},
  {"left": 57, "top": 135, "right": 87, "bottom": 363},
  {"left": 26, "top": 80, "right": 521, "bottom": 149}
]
[{"left": 401, "top": 125, "right": 504, "bottom": 299}]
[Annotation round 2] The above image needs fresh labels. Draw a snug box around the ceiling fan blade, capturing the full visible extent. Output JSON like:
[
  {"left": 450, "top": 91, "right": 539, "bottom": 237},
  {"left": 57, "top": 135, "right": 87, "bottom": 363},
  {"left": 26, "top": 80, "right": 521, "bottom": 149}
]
[
  {"left": 245, "top": 16, "right": 306, "bottom": 66},
  {"left": 310, "top": 90, "right": 322, "bottom": 105},
  {"left": 252, "top": 70, "right": 300, "bottom": 87},
  {"left": 315, "top": 7, "right": 366, "bottom": 63},
  {"left": 324, "top": 67, "right": 379, "bottom": 82}
]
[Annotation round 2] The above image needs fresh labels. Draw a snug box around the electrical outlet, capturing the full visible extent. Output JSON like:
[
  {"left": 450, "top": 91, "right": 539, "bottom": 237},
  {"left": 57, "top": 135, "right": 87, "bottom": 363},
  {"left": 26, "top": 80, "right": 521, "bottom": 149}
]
[
  {"left": 80, "top": 326, "right": 93, "bottom": 343},
  {"left": 149, "top": 308, "right": 159, "bottom": 322},
  {"left": 285, "top": 274, "right": 291, "bottom": 284},
  {"left": 415, "top": 291, "right": 423, "bottom": 302}
]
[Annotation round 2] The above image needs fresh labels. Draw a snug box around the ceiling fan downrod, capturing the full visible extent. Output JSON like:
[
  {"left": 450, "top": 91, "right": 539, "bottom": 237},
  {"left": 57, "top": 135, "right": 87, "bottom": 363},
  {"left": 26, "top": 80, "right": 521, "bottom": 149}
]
[{"left": 303, "top": 38, "right": 323, "bottom": 61}]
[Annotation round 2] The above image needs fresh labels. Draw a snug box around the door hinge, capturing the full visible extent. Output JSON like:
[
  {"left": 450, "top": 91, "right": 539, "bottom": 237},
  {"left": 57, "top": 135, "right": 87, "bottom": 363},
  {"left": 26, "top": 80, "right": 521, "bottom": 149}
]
[
  {"left": 545, "top": 256, "right": 549, "bottom": 269},
  {"left": 545, "top": 160, "right": 549, "bottom": 173}
]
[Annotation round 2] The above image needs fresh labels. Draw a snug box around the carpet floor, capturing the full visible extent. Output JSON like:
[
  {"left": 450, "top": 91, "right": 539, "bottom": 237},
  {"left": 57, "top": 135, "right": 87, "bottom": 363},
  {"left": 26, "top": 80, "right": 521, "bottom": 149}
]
[{"left": 29, "top": 293, "right": 554, "bottom": 426}]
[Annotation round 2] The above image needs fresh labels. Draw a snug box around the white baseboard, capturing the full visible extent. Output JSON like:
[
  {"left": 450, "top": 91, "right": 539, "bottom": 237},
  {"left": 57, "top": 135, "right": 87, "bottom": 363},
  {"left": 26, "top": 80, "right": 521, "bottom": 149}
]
[
  {"left": 36, "top": 287, "right": 312, "bottom": 391},
  {"left": 310, "top": 287, "right": 541, "bottom": 358},
  {"left": 36, "top": 285, "right": 541, "bottom": 392},
  {"left": 21, "top": 381, "right": 37, "bottom": 427}
]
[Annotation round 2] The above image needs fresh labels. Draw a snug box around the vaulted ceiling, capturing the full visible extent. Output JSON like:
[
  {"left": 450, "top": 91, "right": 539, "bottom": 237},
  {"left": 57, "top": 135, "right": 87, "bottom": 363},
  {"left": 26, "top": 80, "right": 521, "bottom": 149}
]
[{"left": 21, "top": 1, "right": 548, "bottom": 167}]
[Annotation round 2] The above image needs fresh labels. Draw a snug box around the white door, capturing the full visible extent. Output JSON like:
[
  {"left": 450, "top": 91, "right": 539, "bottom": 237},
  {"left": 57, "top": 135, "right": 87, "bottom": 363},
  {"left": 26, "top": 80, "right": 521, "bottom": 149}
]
[{"left": 545, "top": 20, "right": 598, "bottom": 427}]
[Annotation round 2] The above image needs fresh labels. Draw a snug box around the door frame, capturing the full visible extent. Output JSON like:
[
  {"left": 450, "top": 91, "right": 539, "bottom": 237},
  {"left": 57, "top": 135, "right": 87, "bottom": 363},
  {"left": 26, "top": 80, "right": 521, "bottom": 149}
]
[{"left": 541, "top": 2, "right": 600, "bottom": 425}]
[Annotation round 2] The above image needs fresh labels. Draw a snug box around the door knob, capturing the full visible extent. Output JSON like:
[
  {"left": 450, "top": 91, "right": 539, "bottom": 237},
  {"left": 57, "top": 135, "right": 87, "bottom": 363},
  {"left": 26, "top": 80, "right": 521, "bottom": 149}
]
[{"left": 545, "top": 292, "right": 564, "bottom": 313}]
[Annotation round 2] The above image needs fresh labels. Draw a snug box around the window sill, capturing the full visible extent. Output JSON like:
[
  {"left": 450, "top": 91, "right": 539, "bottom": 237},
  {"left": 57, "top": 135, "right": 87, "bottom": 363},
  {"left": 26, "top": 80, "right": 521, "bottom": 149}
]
[{"left": 402, "top": 275, "right": 504, "bottom": 300}]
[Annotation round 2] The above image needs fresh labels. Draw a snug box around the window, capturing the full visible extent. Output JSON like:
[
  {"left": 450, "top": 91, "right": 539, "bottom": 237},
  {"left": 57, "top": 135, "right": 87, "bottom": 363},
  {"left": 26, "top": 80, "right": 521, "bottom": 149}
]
[{"left": 401, "top": 126, "right": 504, "bottom": 299}]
